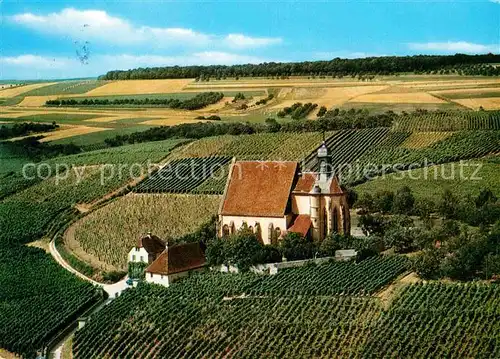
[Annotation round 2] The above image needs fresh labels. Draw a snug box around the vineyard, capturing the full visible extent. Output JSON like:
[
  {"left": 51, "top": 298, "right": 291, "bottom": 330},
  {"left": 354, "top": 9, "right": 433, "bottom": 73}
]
[
  {"left": 303, "top": 128, "right": 390, "bottom": 171},
  {"left": 72, "top": 194, "right": 220, "bottom": 269},
  {"left": 363, "top": 283, "right": 500, "bottom": 358},
  {"left": 134, "top": 156, "right": 231, "bottom": 193},
  {"left": 392, "top": 110, "right": 500, "bottom": 131},
  {"left": 73, "top": 265, "right": 500, "bottom": 358},
  {"left": 246, "top": 255, "right": 409, "bottom": 296},
  {"left": 169, "top": 132, "right": 326, "bottom": 161},
  {"left": 337, "top": 130, "right": 500, "bottom": 184},
  {"left": 0, "top": 246, "right": 103, "bottom": 358}
]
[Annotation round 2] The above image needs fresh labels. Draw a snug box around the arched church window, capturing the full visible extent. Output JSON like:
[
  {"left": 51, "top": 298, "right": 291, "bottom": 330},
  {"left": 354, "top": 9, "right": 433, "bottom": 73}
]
[
  {"left": 229, "top": 221, "right": 235, "bottom": 234},
  {"left": 268, "top": 223, "right": 274, "bottom": 243},
  {"left": 222, "top": 224, "right": 230, "bottom": 236},
  {"left": 332, "top": 207, "right": 339, "bottom": 232}
]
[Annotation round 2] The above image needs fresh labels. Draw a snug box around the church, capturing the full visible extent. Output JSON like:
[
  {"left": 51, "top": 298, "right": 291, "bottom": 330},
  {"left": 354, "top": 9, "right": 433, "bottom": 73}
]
[{"left": 218, "top": 143, "right": 350, "bottom": 243}]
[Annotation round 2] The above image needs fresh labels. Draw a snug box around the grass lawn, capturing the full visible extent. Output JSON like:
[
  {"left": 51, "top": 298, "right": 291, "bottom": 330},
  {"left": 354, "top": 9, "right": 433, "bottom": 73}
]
[{"left": 354, "top": 156, "right": 500, "bottom": 202}]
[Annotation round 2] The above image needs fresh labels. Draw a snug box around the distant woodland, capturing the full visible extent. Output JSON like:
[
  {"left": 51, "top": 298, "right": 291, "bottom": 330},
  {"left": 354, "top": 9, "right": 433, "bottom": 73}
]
[{"left": 99, "top": 54, "right": 500, "bottom": 80}]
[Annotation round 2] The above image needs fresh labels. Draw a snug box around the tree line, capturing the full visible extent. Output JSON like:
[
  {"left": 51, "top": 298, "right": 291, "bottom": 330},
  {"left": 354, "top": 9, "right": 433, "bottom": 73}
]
[
  {"left": 104, "top": 108, "right": 397, "bottom": 147},
  {"left": 99, "top": 54, "right": 500, "bottom": 80},
  {"left": 46, "top": 92, "right": 224, "bottom": 110},
  {"left": 0, "top": 122, "right": 58, "bottom": 140}
]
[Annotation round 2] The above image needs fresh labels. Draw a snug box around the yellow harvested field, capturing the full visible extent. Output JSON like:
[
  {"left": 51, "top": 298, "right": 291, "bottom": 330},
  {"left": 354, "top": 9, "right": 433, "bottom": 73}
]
[
  {"left": 16, "top": 95, "right": 59, "bottom": 107},
  {"left": 401, "top": 132, "right": 454, "bottom": 149},
  {"left": 139, "top": 118, "right": 209, "bottom": 126},
  {"left": 396, "top": 79, "right": 500, "bottom": 89},
  {"left": 271, "top": 85, "right": 388, "bottom": 110},
  {"left": 197, "top": 97, "right": 232, "bottom": 112},
  {"left": 349, "top": 92, "right": 446, "bottom": 104},
  {"left": 431, "top": 86, "right": 500, "bottom": 96},
  {"left": 186, "top": 81, "right": 380, "bottom": 90},
  {"left": 84, "top": 79, "right": 193, "bottom": 96},
  {"left": 0, "top": 110, "right": 61, "bottom": 119},
  {"left": 313, "top": 86, "right": 388, "bottom": 108},
  {"left": 37, "top": 125, "right": 110, "bottom": 142},
  {"left": 0, "top": 82, "right": 55, "bottom": 98},
  {"left": 451, "top": 97, "right": 500, "bottom": 110}
]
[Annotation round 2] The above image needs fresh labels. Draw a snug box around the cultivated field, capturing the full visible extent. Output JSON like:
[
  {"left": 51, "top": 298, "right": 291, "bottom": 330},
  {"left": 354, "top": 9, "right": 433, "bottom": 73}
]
[
  {"left": 0, "top": 82, "right": 55, "bottom": 98},
  {"left": 72, "top": 193, "right": 220, "bottom": 269},
  {"left": 84, "top": 79, "right": 193, "bottom": 96},
  {"left": 1, "top": 75, "right": 500, "bottom": 145}
]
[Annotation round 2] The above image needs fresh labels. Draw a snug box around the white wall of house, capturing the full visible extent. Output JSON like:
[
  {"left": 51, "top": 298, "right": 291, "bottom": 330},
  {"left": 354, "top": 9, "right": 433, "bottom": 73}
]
[
  {"left": 221, "top": 215, "right": 288, "bottom": 245},
  {"left": 145, "top": 272, "right": 170, "bottom": 286},
  {"left": 145, "top": 268, "right": 205, "bottom": 287},
  {"left": 128, "top": 247, "right": 149, "bottom": 263}
]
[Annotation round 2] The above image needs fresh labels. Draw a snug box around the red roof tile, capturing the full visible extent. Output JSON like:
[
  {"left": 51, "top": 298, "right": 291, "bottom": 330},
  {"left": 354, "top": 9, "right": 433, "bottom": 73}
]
[
  {"left": 137, "top": 234, "right": 166, "bottom": 256},
  {"left": 330, "top": 176, "right": 344, "bottom": 195},
  {"left": 221, "top": 161, "right": 298, "bottom": 217},
  {"left": 146, "top": 242, "right": 205, "bottom": 275},
  {"left": 293, "top": 173, "right": 316, "bottom": 193},
  {"left": 287, "top": 215, "right": 312, "bottom": 237}
]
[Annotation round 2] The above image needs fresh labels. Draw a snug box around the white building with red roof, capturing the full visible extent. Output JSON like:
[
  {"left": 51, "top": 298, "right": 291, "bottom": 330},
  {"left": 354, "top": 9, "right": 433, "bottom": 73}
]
[{"left": 218, "top": 143, "right": 350, "bottom": 243}]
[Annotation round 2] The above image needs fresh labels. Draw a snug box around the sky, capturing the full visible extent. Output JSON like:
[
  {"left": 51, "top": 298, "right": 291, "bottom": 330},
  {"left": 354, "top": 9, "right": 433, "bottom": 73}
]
[{"left": 0, "top": 0, "right": 499, "bottom": 80}]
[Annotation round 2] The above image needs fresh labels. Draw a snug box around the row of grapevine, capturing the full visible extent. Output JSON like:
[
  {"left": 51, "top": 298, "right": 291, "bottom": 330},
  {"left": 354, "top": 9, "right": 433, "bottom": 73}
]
[
  {"left": 363, "top": 283, "right": 500, "bottom": 358},
  {"left": 73, "top": 194, "right": 220, "bottom": 269},
  {"left": 303, "top": 128, "right": 390, "bottom": 171},
  {"left": 392, "top": 110, "right": 500, "bottom": 132},
  {"left": 343, "top": 130, "right": 500, "bottom": 184},
  {"left": 0, "top": 246, "right": 103, "bottom": 358},
  {"left": 247, "top": 255, "right": 409, "bottom": 296},
  {"left": 170, "top": 132, "right": 327, "bottom": 161},
  {"left": 133, "top": 156, "right": 232, "bottom": 193},
  {"left": 73, "top": 270, "right": 500, "bottom": 358}
]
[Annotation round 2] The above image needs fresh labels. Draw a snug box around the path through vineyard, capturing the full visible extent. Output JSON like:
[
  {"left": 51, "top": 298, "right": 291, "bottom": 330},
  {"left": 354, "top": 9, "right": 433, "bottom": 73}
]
[{"left": 49, "top": 238, "right": 129, "bottom": 298}]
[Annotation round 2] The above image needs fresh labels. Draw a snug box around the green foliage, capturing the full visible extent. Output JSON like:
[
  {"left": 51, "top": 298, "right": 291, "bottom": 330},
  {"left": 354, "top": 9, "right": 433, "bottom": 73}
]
[
  {"left": 392, "top": 186, "right": 415, "bottom": 214},
  {"left": 317, "top": 105, "right": 327, "bottom": 117},
  {"left": 0, "top": 246, "right": 103, "bottom": 358},
  {"left": 134, "top": 156, "right": 231, "bottom": 194},
  {"left": 248, "top": 255, "right": 409, "bottom": 296},
  {"left": 363, "top": 283, "right": 500, "bottom": 358},
  {"left": 231, "top": 92, "right": 246, "bottom": 102},
  {"left": 392, "top": 110, "right": 500, "bottom": 131},
  {"left": 99, "top": 54, "right": 500, "bottom": 80},
  {"left": 279, "top": 232, "right": 316, "bottom": 261},
  {"left": 128, "top": 262, "right": 148, "bottom": 280},
  {"left": 206, "top": 228, "right": 280, "bottom": 271},
  {"left": 0, "top": 122, "right": 58, "bottom": 140},
  {"left": 47, "top": 92, "right": 224, "bottom": 110}
]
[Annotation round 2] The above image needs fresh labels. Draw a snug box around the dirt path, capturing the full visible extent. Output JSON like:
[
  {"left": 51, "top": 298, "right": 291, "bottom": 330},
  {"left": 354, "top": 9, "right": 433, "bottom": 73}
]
[
  {"left": 49, "top": 237, "right": 129, "bottom": 298},
  {"left": 376, "top": 272, "right": 420, "bottom": 309}
]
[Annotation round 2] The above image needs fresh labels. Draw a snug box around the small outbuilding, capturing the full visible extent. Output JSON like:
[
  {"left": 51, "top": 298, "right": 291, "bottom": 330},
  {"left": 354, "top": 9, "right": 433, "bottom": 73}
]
[{"left": 144, "top": 242, "right": 206, "bottom": 286}]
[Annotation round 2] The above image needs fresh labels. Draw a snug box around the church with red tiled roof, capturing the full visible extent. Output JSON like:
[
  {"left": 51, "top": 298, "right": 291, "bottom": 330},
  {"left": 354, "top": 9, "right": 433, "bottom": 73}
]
[{"left": 218, "top": 143, "right": 350, "bottom": 243}]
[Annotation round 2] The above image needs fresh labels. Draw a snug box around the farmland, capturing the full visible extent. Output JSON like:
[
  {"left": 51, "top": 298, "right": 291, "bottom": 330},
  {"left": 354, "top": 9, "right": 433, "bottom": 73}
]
[
  {"left": 354, "top": 156, "right": 500, "bottom": 202},
  {"left": 72, "top": 194, "right": 220, "bottom": 269},
  {"left": 72, "top": 269, "right": 500, "bottom": 358},
  {"left": 1, "top": 64, "right": 500, "bottom": 358}
]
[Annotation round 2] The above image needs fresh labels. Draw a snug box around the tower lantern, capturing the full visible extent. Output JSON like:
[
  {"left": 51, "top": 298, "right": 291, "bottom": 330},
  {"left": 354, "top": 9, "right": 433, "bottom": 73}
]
[{"left": 317, "top": 141, "right": 330, "bottom": 182}]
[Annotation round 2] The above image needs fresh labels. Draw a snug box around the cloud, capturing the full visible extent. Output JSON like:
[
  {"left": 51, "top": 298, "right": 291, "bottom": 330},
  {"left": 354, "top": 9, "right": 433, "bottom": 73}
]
[
  {"left": 0, "top": 52, "right": 269, "bottom": 79},
  {"left": 490, "top": 0, "right": 500, "bottom": 4},
  {"left": 408, "top": 41, "right": 498, "bottom": 54},
  {"left": 224, "top": 34, "right": 282, "bottom": 48},
  {"left": 10, "top": 8, "right": 281, "bottom": 49}
]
